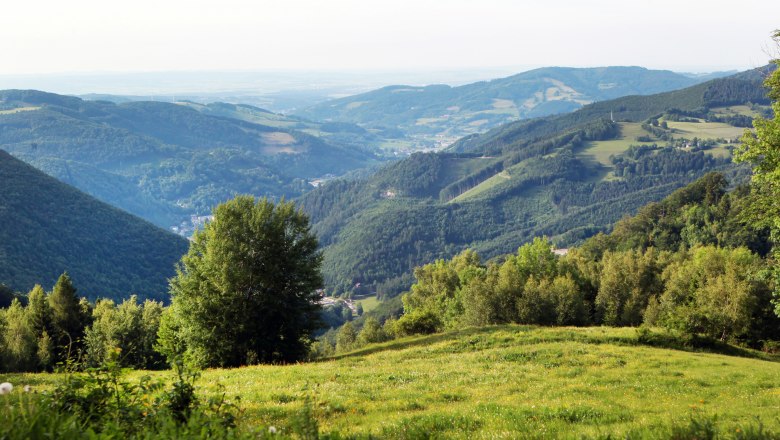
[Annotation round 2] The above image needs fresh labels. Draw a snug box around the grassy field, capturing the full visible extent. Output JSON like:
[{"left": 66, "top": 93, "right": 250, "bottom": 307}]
[
  {"left": 6, "top": 326, "right": 779, "bottom": 438},
  {"left": 579, "top": 123, "right": 660, "bottom": 167},
  {"left": 355, "top": 294, "right": 380, "bottom": 313},
  {"left": 0, "top": 106, "right": 40, "bottom": 115},
  {"left": 665, "top": 120, "right": 746, "bottom": 141},
  {"left": 710, "top": 105, "right": 770, "bottom": 118},
  {"left": 449, "top": 170, "right": 510, "bottom": 202}
]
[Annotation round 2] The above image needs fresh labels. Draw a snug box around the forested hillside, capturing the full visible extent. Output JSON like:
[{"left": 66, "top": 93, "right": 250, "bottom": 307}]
[
  {"left": 0, "top": 90, "right": 379, "bottom": 228},
  {"left": 297, "top": 66, "right": 728, "bottom": 149},
  {"left": 300, "top": 68, "right": 773, "bottom": 296},
  {"left": 0, "top": 150, "right": 188, "bottom": 301}
]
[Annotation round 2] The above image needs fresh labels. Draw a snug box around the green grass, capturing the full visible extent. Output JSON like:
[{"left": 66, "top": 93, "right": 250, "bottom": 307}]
[
  {"left": 710, "top": 105, "right": 769, "bottom": 118},
  {"left": 579, "top": 123, "right": 659, "bottom": 167},
  {"left": 356, "top": 295, "right": 380, "bottom": 313},
  {"left": 6, "top": 326, "right": 779, "bottom": 438},
  {"left": 665, "top": 120, "right": 746, "bottom": 141},
  {"left": 449, "top": 170, "right": 511, "bottom": 203}
]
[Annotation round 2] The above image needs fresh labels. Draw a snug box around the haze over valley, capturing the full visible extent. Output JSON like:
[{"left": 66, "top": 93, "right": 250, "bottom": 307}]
[{"left": 2, "top": 1, "right": 780, "bottom": 438}]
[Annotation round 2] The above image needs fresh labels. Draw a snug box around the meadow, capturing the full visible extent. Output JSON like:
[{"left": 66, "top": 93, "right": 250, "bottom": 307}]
[
  {"left": 579, "top": 123, "right": 662, "bottom": 167},
  {"left": 6, "top": 326, "right": 779, "bottom": 438}
]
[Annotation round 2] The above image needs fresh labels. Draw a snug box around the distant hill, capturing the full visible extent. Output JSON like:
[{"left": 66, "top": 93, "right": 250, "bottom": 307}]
[
  {"left": 0, "top": 150, "right": 188, "bottom": 301},
  {"left": 0, "top": 90, "right": 380, "bottom": 228},
  {"left": 299, "top": 67, "right": 773, "bottom": 295},
  {"left": 296, "top": 66, "right": 732, "bottom": 149}
]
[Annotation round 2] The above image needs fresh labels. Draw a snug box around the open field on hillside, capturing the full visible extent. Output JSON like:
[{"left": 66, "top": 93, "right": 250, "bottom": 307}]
[
  {"left": 710, "top": 105, "right": 770, "bottom": 118},
  {"left": 6, "top": 326, "right": 779, "bottom": 438},
  {"left": 0, "top": 106, "right": 40, "bottom": 115},
  {"left": 665, "top": 120, "right": 746, "bottom": 141},
  {"left": 449, "top": 170, "right": 510, "bottom": 203},
  {"left": 356, "top": 294, "right": 380, "bottom": 313},
  {"left": 579, "top": 123, "right": 660, "bottom": 167}
]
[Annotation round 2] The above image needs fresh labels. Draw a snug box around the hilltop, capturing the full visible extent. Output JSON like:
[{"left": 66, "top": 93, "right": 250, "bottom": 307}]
[
  {"left": 296, "top": 66, "right": 730, "bottom": 150},
  {"left": 300, "top": 67, "right": 773, "bottom": 294},
  {"left": 0, "top": 90, "right": 380, "bottom": 229},
  {"left": 0, "top": 150, "right": 188, "bottom": 301}
]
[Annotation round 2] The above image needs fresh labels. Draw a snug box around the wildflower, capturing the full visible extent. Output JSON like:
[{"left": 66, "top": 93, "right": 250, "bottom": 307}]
[
  {"left": 23, "top": 385, "right": 31, "bottom": 393},
  {"left": 269, "top": 426, "right": 277, "bottom": 434},
  {"left": 0, "top": 382, "right": 12, "bottom": 395}
]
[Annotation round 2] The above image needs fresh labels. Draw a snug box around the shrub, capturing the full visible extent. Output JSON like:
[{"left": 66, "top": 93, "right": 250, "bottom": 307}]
[{"left": 394, "top": 310, "right": 442, "bottom": 336}]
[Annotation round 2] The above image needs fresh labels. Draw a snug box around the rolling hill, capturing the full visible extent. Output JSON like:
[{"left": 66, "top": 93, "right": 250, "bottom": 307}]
[
  {"left": 0, "top": 150, "right": 188, "bottom": 301},
  {"left": 299, "top": 67, "right": 774, "bottom": 295},
  {"left": 0, "top": 90, "right": 381, "bottom": 229},
  {"left": 8, "top": 326, "right": 779, "bottom": 437},
  {"left": 296, "top": 66, "right": 731, "bottom": 150}
]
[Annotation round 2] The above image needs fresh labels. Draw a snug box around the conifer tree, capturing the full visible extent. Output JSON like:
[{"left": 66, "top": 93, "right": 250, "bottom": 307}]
[
  {"left": 48, "top": 272, "right": 85, "bottom": 361},
  {"left": 26, "top": 285, "right": 51, "bottom": 338}
]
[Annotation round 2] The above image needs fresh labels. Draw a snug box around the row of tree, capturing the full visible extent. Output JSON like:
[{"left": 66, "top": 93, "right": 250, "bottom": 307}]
[{"left": 0, "top": 274, "right": 165, "bottom": 372}]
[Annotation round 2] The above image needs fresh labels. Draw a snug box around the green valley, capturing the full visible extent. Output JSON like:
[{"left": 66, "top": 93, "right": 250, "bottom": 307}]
[
  {"left": 301, "top": 68, "right": 773, "bottom": 295},
  {"left": 0, "top": 90, "right": 382, "bottom": 230}
]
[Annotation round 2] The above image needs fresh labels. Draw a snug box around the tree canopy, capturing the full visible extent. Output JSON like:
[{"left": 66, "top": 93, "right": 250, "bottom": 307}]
[
  {"left": 734, "top": 30, "right": 780, "bottom": 314},
  {"left": 159, "top": 196, "right": 323, "bottom": 368}
]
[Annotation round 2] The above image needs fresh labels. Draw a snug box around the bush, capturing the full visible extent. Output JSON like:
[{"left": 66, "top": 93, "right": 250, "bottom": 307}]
[{"left": 394, "top": 310, "right": 442, "bottom": 336}]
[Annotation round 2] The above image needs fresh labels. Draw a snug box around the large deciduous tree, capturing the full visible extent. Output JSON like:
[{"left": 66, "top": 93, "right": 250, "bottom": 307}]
[
  {"left": 159, "top": 196, "right": 323, "bottom": 368},
  {"left": 734, "top": 30, "right": 780, "bottom": 316}
]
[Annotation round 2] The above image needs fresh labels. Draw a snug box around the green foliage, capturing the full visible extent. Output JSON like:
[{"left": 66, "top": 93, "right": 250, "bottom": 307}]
[
  {"left": 394, "top": 310, "right": 443, "bottom": 336},
  {"left": 595, "top": 248, "right": 666, "bottom": 326},
  {"left": 0, "top": 151, "right": 188, "bottom": 301},
  {"left": 162, "top": 196, "right": 323, "bottom": 367},
  {"left": 658, "top": 246, "right": 773, "bottom": 342},
  {"left": 733, "top": 32, "right": 780, "bottom": 317},
  {"left": 1, "top": 299, "right": 37, "bottom": 372},
  {"left": 301, "top": 74, "right": 758, "bottom": 294},
  {"left": 0, "top": 90, "right": 378, "bottom": 229},
  {"left": 84, "top": 296, "right": 166, "bottom": 370},
  {"left": 335, "top": 322, "right": 357, "bottom": 353},
  {"left": 357, "top": 317, "right": 389, "bottom": 345},
  {"left": 49, "top": 273, "right": 88, "bottom": 362},
  {"left": 0, "top": 350, "right": 249, "bottom": 439},
  {"left": 519, "top": 275, "right": 589, "bottom": 326},
  {"left": 382, "top": 173, "right": 779, "bottom": 347}
]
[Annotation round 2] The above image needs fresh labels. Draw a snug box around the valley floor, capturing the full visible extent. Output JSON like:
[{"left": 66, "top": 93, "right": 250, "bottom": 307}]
[{"left": 7, "top": 326, "right": 780, "bottom": 438}]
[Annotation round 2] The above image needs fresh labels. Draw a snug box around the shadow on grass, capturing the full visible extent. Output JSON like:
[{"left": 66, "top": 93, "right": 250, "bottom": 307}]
[
  {"left": 324, "top": 324, "right": 779, "bottom": 363},
  {"left": 324, "top": 326, "right": 510, "bottom": 361}
]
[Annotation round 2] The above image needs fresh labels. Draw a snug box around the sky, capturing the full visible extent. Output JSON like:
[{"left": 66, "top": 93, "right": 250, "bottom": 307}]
[{"left": 1, "top": 0, "right": 779, "bottom": 76}]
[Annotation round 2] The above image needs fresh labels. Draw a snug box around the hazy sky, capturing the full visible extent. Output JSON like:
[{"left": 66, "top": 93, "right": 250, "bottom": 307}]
[{"left": 2, "top": 0, "right": 779, "bottom": 75}]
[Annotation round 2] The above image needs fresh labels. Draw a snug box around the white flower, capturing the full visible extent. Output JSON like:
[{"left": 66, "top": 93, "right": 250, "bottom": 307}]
[
  {"left": 0, "top": 382, "right": 12, "bottom": 395},
  {"left": 268, "top": 426, "right": 277, "bottom": 434},
  {"left": 23, "top": 385, "right": 31, "bottom": 393}
]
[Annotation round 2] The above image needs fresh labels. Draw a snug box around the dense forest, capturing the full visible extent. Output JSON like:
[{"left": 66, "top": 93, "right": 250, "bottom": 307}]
[
  {"left": 0, "top": 90, "right": 381, "bottom": 228},
  {"left": 314, "top": 171, "right": 780, "bottom": 356},
  {"left": 300, "top": 68, "right": 772, "bottom": 296},
  {"left": 0, "top": 150, "right": 187, "bottom": 301}
]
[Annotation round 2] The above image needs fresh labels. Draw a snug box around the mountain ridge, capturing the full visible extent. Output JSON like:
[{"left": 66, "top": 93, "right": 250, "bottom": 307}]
[
  {"left": 295, "top": 66, "right": 733, "bottom": 148},
  {"left": 299, "top": 67, "right": 771, "bottom": 294},
  {"left": 0, "top": 149, "right": 188, "bottom": 301}
]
